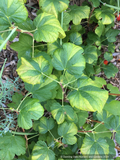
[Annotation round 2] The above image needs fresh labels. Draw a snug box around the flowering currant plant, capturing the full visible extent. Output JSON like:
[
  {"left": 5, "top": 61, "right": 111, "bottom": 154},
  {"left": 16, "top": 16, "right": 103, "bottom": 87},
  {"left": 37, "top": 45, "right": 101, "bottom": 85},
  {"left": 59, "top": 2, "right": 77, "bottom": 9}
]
[{"left": 0, "top": 0, "right": 120, "bottom": 159}]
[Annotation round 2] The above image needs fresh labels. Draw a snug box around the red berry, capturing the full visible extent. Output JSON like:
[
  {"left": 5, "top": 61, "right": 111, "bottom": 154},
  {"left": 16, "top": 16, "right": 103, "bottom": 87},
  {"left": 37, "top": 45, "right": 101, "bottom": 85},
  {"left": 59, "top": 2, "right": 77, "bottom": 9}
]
[
  {"left": 117, "top": 15, "right": 120, "bottom": 21},
  {"left": 104, "top": 60, "right": 108, "bottom": 65}
]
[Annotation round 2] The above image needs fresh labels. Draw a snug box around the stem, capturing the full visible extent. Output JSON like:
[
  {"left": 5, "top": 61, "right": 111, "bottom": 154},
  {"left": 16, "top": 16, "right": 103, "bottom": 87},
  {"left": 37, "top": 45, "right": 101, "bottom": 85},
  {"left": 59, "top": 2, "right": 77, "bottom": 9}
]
[
  {"left": 41, "top": 72, "right": 60, "bottom": 84},
  {"left": 95, "top": 131, "right": 112, "bottom": 134},
  {"left": 78, "top": 130, "right": 93, "bottom": 133},
  {"left": 17, "top": 27, "right": 37, "bottom": 33},
  {"left": 90, "top": 121, "right": 103, "bottom": 132},
  {"left": 0, "top": 27, "right": 17, "bottom": 52},
  {"left": 0, "top": 108, "right": 17, "bottom": 111},
  {"left": 109, "top": 93, "right": 120, "bottom": 96},
  {"left": 32, "top": 38, "right": 34, "bottom": 58},
  {"left": 88, "top": 7, "right": 95, "bottom": 27},
  {"left": 87, "top": 119, "right": 104, "bottom": 124},
  {"left": 0, "top": 58, "right": 7, "bottom": 78},
  {"left": 34, "top": 43, "right": 48, "bottom": 47},
  {"left": 16, "top": 92, "right": 32, "bottom": 111},
  {"left": 0, "top": 29, "right": 11, "bottom": 33},
  {"left": 15, "top": 28, "right": 34, "bottom": 37},
  {"left": 60, "top": 12, "right": 63, "bottom": 46},
  {"left": 49, "top": 130, "right": 55, "bottom": 139},
  {"left": 117, "top": 0, "right": 119, "bottom": 16},
  {"left": 59, "top": 83, "right": 65, "bottom": 106},
  {"left": 22, "top": 128, "right": 28, "bottom": 149},
  {"left": 64, "top": 78, "right": 78, "bottom": 86},
  {"left": 99, "top": 0, "right": 120, "bottom": 10},
  {"left": 11, "top": 131, "right": 37, "bottom": 135},
  {"left": 25, "top": 4, "right": 39, "bottom": 10},
  {"left": 27, "top": 133, "right": 40, "bottom": 140}
]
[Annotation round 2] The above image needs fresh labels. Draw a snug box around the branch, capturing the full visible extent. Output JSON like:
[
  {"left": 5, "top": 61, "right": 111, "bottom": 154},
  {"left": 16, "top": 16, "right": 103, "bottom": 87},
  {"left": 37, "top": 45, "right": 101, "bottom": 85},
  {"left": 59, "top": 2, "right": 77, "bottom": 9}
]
[
  {"left": 109, "top": 93, "right": 120, "bottom": 96},
  {"left": 78, "top": 130, "right": 93, "bottom": 133},
  {"left": 59, "top": 83, "right": 68, "bottom": 102},
  {"left": 16, "top": 28, "right": 33, "bottom": 37},
  {"left": 87, "top": 119, "right": 104, "bottom": 124}
]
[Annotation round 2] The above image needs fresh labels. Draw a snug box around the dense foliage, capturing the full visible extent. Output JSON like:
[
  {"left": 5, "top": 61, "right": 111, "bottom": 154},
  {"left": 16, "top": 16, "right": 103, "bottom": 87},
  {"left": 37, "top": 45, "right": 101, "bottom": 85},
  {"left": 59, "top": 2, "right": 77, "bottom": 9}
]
[{"left": 0, "top": 0, "right": 120, "bottom": 159}]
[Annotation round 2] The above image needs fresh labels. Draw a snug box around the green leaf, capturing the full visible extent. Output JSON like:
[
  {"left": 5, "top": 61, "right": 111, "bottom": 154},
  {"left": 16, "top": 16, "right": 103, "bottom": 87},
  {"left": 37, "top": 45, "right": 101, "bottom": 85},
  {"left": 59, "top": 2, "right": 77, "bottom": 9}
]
[
  {"left": 104, "top": 100, "right": 120, "bottom": 115},
  {"left": 103, "top": 63, "right": 118, "bottom": 79},
  {"left": 70, "top": 32, "right": 82, "bottom": 45},
  {"left": 0, "top": 133, "right": 26, "bottom": 160},
  {"left": 60, "top": 72, "right": 77, "bottom": 87},
  {"left": 10, "top": 33, "right": 33, "bottom": 58},
  {"left": 39, "top": 0, "right": 69, "bottom": 18},
  {"left": 38, "top": 117, "right": 55, "bottom": 134},
  {"left": 58, "top": 122, "right": 78, "bottom": 145},
  {"left": 105, "top": 29, "right": 119, "bottom": 42},
  {"left": 83, "top": 46, "right": 98, "bottom": 64},
  {"left": 0, "top": 0, "right": 28, "bottom": 30},
  {"left": 1, "top": 29, "right": 18, "bottom": 41},
  {"left": 88, "top": 0, "right": 100, "bottom": 7},
  {"left": 33, "top": 12, "right": 65, "bottom": 42},
  {"left": 0, "top": 35, "right": 6, "bottom": 49},
  {"left": 52, "top": 43, "right": 85, "bottom": 76},
  {"left": 61, "top": 12, "right": 72, "bottom": 31},
  {"left": 68, "top": 75, "right": 108, "bottom": 112},
  {"left": 107, "top": 83, "right": 120, "bottom": 94},
  {"left": 96, "top": 110, "right": 112, "bottom": 126},
  {"left": 69, "top": 5, "right": 90, "bottom": 25},
  {"left": 0, "top": 17, "right": 10, "bottom": 31},
  {"left": 104, "top": 52, "right": 113, "bottom": 61},
  {"left": 71, "top": 24, "right": 82, "bottom": 32},
  {"left": 18, "top": 97, "right": 44, "bottom": 129},
  {"left": 17, "top": 18, "right": 36, "bottom": 31},
  {"left": 95, "top": 9, "right": 115, "bottom": 25},
  {"left": 50, "top": 101, "right": 75, "bottom": 124},
  {"left": 17, "top": 56, "right": 51, "bottom": 85},
  {"left": 7, "top": 93, "right": 23, "bottom": 109},
  {"left": 105, "top": 115, "right": 120, "bottom": 145},
  {"left": 108, "top": 43, "right": 115, "bottom": 53},
  {"left": 47, "top": 39, "right": 62, "bottom": 56},
  {"left": 25, "top": 75, "right": 58, "bottom": 102},
  {"left": 84, "top": 63, "right": 95, "bottom": 77},
  {"left": 95, "top": 21, "right": 105, "bottom": 37},
  {"left": 105, "top": 137, "right": 116, "bottom": 157},
  {"left": 32, "top": 140, "right": 55, "bottom": 160},
  {"left": 81, "top": 137, "right": 109, "bottom": 158},
  {"left": 13, "top": 155, "right": 29, "bottom": 160},
  {"left": 77, "top": 111, "right": 88, "bottom": 127},
  {"left": 94, "top": 77, "right": 106, "bottom": 88},
  {"left": 94, "top": 124, "right": 112, "bottom": 140}
]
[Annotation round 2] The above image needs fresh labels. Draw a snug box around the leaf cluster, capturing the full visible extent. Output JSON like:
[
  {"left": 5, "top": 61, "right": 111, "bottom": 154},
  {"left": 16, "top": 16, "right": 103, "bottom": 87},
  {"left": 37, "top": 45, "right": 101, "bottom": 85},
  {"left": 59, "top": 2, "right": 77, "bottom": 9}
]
[{"left": 0, "top": 0, "right": 120, "bottom": 159}]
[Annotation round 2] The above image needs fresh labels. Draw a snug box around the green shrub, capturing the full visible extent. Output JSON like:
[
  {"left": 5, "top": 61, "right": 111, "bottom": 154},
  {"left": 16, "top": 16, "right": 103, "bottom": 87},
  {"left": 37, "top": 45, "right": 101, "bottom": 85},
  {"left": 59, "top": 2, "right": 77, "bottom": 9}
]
[{"left": 0, "top": 0, "right": 120, "bottom": 159}]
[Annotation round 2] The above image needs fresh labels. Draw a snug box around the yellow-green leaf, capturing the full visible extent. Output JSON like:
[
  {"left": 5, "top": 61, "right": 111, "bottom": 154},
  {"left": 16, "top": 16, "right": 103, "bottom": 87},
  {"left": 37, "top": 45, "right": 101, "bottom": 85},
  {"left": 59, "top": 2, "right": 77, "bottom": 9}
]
[
  {"left": 33, "top": 12, "right": 65, "bottom": 42},
  {"left": 17, "top": 56, "right": 51, "bottom": 85},
  {"left": 0, "top": 0, "right": 28, "bottom": 31},
  {"left": 39, "top": 0, "right": 69, "bottom": 18}
]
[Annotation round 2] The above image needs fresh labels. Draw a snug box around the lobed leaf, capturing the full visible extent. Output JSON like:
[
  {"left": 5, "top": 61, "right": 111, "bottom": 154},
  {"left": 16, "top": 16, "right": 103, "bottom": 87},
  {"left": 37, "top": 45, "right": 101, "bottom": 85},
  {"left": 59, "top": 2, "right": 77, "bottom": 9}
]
[
  {"left": 33, "top": 12, "right": 65, "bottom": 42},
  {"left": 18, "top": 98, "right": 44, "bottom": 129},
  {"left": 52, "top": 43, "right": 85, "bottom": 76},
  {"left": 95, "top": 9, "right": 115, "bottom": 25},
  {"left": 32, "top": 140, "right": 55, "bottom": 160},
  {"left": 68, "top": 75, "right": 108, "bottom": 112},
  {"left": 81, "top": 136, "right": 109, "bottom": 158},
  {"left": 0, "top": 133, "right": 26, "bottom": 160},
  {"left": 25, "top": 75, "right": 58, "bottom": 102},
  {"left": 38, "top": 117, "right": 55, "bottom": 134},
  {"left": 0, "top": 0, "right": 28, "bottom": 31},
  {"left": 39, "top": 0, "right": 69, "bottom": 18},
  {"left": 69, "top": 5, "right": 90, "bottom": 25},
  {"left": 17, "top": 56, "right": 52, "bottom": 85},
  {"left": 58, "top": 122, "right": 78, "bottom": 145}
]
